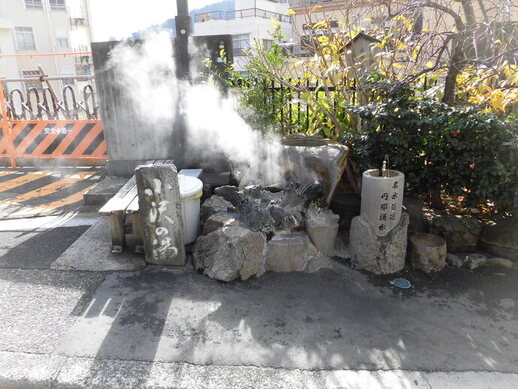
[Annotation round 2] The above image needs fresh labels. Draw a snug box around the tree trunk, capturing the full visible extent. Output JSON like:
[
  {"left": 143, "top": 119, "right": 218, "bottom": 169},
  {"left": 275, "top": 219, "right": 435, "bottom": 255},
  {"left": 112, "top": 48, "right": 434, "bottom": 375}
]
[{"left": 442, "top": 41, "right": 464, "bottom": 106}]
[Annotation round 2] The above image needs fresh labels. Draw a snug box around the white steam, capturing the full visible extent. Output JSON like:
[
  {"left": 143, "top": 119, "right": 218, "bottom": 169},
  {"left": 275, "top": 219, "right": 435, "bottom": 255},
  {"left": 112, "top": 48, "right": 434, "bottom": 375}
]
[{"left": 108, "top": 31, "right": 282, "bottom": 185}]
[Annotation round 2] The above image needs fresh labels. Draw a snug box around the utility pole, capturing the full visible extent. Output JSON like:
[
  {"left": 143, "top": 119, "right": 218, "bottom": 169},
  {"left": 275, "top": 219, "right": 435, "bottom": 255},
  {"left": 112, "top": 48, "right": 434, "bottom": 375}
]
[{"left": 171, "top": 0, "right": 192, "bottom": 168}]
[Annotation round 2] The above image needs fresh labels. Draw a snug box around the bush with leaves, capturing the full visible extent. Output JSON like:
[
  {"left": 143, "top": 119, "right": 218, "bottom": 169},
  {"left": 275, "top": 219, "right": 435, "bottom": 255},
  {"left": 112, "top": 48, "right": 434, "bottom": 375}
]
[{"left": 342, "top": 81, "right": 517, "bottom": 209}]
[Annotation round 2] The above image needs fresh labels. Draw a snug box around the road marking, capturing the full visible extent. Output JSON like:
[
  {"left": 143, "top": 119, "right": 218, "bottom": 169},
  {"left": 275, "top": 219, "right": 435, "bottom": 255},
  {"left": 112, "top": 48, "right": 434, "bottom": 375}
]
[
  {"left": 2, "top": 171, "right": 98, "bottom": 204},
  {"left": 0, "top": 171, "right": 53, "bottom": 193},
  {"left": 0, "top": 170, "right": 18, "bottom": 177},
  {"left": 35, "top": 182, "right": 99, "bottom": 210}
]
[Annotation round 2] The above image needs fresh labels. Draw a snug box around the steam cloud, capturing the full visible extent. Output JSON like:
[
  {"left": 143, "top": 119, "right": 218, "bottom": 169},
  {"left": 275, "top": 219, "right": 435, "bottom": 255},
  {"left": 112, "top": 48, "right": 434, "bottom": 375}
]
[{"left": 108, "top": 31, "right": 283, "bottom": 186}]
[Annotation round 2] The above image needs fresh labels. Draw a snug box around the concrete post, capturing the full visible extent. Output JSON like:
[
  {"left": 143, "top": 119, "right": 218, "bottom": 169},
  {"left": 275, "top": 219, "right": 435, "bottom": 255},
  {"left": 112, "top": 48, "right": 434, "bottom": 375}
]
[{"left": 135, "top": 163, "right": 186, "bottom": 266}]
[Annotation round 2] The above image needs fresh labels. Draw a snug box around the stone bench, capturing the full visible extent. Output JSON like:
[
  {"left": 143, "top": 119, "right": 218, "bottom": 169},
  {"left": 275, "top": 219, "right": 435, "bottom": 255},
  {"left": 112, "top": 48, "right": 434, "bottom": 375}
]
[{"left": 99, "top": 160, "right": 201, "bottom": 254}]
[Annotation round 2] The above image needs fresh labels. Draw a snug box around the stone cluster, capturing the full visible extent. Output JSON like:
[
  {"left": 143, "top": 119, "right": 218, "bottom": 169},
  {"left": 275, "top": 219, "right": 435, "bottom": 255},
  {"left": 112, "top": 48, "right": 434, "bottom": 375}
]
[{"left": 193, "top": 183, "right": 340, "bottom": 282}]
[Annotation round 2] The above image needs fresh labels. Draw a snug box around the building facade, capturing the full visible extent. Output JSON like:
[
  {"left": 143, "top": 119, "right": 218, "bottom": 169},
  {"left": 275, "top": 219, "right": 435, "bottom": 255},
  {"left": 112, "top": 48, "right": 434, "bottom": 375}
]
[
  {"left": 193, "top": 0, "right": 293, "bottom": 73},
  {"left": 0, "top": 0, "right": 92, "bottom": 94}
]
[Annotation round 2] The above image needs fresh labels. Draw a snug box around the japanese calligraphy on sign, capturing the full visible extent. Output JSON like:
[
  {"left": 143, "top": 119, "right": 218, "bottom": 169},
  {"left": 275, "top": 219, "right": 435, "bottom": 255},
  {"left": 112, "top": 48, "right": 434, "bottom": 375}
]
[{"left": 360, "top": 169, "right": 405, "bottom": 237}]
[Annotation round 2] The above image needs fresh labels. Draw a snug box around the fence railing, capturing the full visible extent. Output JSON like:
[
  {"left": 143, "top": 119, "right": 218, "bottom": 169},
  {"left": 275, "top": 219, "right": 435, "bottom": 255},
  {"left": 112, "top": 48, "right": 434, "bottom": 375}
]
[
  {"left": 2, "top": 76, "right": 98, "bottom": 121},
  {"left": 195, "top": 8, "right": 291, "bottom": 23}
]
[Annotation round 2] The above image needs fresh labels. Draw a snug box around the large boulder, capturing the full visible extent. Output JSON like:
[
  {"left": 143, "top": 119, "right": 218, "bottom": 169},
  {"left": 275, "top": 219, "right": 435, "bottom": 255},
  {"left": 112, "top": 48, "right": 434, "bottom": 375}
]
[
  {"left": 429, "top": 215, "right": 483, "bottom": 252},
  {"left": 265, "top": 232, "right": 321, "bottom": 272},
  {"left": 200, "top": 195, "right": 236, "bottom": 226},
  {"left": 350, "top": 213, "right": 409, "bottom": 275},
  {"left": 479, "top": 219, "right": 518, "bottom": 260},
  {"left": 193, "top": 226, "right": 266, "bottom": 282},
  {"left": 280, "top": 134, "right": 348, "bottom": 205},
  {"left": 202, "top": 212, "right": 241, "bottom": 235}
]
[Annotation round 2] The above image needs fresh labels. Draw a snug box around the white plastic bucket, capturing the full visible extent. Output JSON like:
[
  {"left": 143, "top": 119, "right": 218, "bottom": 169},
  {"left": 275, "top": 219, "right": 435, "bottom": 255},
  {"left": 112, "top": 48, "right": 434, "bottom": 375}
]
[{"left": 178, "top": 175, "right": 203, "bottom": 244}]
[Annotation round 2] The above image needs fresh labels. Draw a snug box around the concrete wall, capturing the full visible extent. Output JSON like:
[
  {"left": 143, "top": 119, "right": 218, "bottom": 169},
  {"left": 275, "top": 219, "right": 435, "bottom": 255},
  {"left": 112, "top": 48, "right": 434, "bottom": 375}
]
[{"left": 92, "top": 35, "right": 234, "bottom": 176}]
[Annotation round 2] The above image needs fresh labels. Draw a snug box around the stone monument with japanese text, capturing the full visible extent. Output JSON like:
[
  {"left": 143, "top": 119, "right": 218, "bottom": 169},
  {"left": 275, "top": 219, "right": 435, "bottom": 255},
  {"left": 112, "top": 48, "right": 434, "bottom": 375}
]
[{"left": 350, "top": 169, "right": 409, "bottom": 274}]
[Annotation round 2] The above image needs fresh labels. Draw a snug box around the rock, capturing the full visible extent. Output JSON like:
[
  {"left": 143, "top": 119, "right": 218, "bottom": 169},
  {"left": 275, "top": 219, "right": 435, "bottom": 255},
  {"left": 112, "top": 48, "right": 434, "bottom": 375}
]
[
  {"left": 202, "top": 212, "right": 241, "bottom": 235},
  {"left": 349, "top": 213, "right": 409, "bottom": 275},
  {"left": 464, "top": 253, "right": 488, "bottom": 270},
  {"left": 304, "top": 255, "right": 332, "bottom": 273},
  {"left": 193, "top": 226, "right": 266, "bottom": 282},
  {"left": 306, "top": 205, "right": 340, "bottom": 256},
  {"left": 265, "top": 232, "right": 319, "bottom": 272},
  {"left": 409, "top": 233, "right": 447, "bottom": 273},
  {"left": 214, "top": 185, "right": 242, "bottom": 208},
  {"left": 403, "top": 196, "right": 425, "bottom": 233},
  {"left": 487, "top": 257, "right": 513, "bottom": 269},
  {"left": 479, "top": 219, "right": 518, "bottom": 260},
  {"left": 135, "top": 163, "right": 186, "bottom": 266},
  {"left": 446, "top": 253, "right": 464, "bottom": 268},
  {"left": 200, "top": 195, "right": 236, "bottom": 226},
  {"left": 280, "top": 134, "right": 349, "bottom": 205},
  {"left": 429, "top": 215, "right": 483, "bottom": 252}
]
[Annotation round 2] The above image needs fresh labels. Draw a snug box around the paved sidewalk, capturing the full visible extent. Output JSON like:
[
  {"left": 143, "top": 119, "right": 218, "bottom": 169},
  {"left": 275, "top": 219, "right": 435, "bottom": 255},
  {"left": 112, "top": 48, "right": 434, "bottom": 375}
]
[{"left": 0, "top": 214, "right": 517, "bottom": 388}]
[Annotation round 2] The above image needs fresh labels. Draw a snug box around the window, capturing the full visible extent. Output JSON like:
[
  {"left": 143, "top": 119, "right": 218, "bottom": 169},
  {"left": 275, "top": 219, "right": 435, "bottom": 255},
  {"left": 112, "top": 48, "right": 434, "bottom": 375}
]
[
  {"left": 24, "top": 0, "right": 43, "bottom": 9},
  {"left": 15, "top": 27, "right": 36, "bottom": 51},
  {"left": 262, "top": 39, "right": 273, "bottom": 50},
  {"left": 233, "top": 34, "right": 250, "bottom": 57},
  {"left": 49, "top": 0, "right": 66, "bottom": 11},
  {"left": 55, "top": 37, "right": 69, "bottom": 48},
  {"left": 22, "top": 70, "right": 43, "bottom": 91}
]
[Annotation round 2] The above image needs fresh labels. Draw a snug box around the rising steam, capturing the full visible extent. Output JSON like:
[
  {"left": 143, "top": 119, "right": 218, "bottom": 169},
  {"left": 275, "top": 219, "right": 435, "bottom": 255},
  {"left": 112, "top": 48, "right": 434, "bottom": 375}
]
[{"left": 108, "top": 31, "right": 283, "bottom": 185}]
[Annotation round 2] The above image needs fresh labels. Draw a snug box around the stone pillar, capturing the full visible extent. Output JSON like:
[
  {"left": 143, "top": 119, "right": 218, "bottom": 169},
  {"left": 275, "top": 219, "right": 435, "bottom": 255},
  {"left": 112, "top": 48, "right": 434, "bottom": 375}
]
[
  {"left": 135, "top": 163, "right": 186, "bottom": 266},
  {"left": 350, "top": 213, "right": 409, "bottom": 274}
]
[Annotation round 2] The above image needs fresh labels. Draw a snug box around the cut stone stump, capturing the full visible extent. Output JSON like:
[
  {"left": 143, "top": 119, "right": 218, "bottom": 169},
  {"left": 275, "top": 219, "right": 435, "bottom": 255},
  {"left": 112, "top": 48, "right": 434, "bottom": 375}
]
[
  {"left": 350, "top": 213, "right": 409, "bottom": 275},
  {"left": 265, "top": 232, "right": 320, "bottom": 273},
  {"left": 429, "top": 215, "right": 483, "bottom": 252},
  {"left": 306, "top": 206, "right": 340, "bottom": 256},
  {"left": 193, "top": 226, "right": 266, "bottom": 282},
  {"left": 409, "top": 233, "right": 447, "bottom": 273},
  {"left": 135, "top": 163, "right": 186, "bottom": 266}
]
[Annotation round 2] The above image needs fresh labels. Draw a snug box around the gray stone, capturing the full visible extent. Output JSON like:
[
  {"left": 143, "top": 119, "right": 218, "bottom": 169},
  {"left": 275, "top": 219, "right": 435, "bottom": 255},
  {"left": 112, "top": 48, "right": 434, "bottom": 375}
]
[
  {"left": 214, "top": 185, "right": 242, "bottom": 207},
  {"left": 304, "top": 255, "right": 332, "bottom": 273},
  {"left": 464, "top": 254, "right": 488, "bottom": 270},
  {"left": 306, "top": 205, "right": 340, "bottom": 256},
  {"left": 479, "top": 219, "right": 518, "bottom": 260},
  {"left": 51, "top": 219, "right": 146, "bottom": 272},
  {"left": 266, "top": 232, "right": 319, "bottom": 273},
  {"left": 446, "top": 253, "right": 464, "bottom": 268},
  {"left": 200, "top": 195, "right": 236, "bottom": 226},
  {"left": 350, "top": 213, "right": 409, "bottom": 275},
  {"left": 193, "top": 226, "right": 266, "bottom": 282},
  {"left": 487, "top": 257, "right": 513, "bottom": 269},
  {"left": 334, "top": 236, "right": 351, "bottom": 259},
  {"left": 409, "top": 233, "right": 447, "bottom": 273},
  {"left": 202, "top": 212, "right": 241, "bottom": 235},
  {"left": 403, "top": 196, "right": 425, "bottom": 233},
  {"left": 280, "top": 134, "right": 349, "bottom": 205},
  {"left": 429, "top": 215, "right": 484, "bottom": 252},
  {"left": 135, "top": 164, "right": 186, "bottom": 266}
]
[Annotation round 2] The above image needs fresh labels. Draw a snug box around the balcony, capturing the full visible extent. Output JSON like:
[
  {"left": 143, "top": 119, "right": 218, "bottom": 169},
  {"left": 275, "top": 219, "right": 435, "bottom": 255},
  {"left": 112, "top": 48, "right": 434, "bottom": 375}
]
[{"left": 194, "top": 8, "right": 291, "bottom": 24}]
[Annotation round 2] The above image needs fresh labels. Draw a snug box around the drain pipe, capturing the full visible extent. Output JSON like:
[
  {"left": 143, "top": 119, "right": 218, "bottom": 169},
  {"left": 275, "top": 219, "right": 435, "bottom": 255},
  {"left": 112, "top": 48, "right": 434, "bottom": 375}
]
[{"left": 171, "top": 0, "right": 192, "bottom": 168}]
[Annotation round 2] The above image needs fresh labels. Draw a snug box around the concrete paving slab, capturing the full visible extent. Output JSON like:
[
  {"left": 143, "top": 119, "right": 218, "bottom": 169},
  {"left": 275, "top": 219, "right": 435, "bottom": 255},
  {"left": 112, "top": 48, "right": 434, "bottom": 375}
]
[
  {"left": 0, "top": 269, "right": 104, "bottom": 354},
  {"left": 56, "top": 266, "right": 518, "bottom": 373},
  {"left": 51, "top": 218, "right": 146, "bottom": 272}
]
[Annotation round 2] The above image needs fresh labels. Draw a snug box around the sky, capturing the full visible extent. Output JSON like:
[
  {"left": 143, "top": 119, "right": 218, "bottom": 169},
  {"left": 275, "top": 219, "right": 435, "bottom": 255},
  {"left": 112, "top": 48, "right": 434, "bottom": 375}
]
[{"left": 88, "top": 0, "right": 218, "bottom": 41}]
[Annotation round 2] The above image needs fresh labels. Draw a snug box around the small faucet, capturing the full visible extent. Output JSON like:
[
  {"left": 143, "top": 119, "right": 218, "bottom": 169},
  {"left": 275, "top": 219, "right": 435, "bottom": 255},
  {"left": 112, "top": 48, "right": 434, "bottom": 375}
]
[{"left": 381, "top": 155, "right": 389, "bottom": 177}]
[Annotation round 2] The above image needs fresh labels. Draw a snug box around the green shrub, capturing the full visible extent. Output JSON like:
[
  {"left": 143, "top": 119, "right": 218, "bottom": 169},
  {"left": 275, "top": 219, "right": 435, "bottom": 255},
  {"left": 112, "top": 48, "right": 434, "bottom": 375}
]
[{"left": 342, "top": 82, "right": 517, "bottom": 209}]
